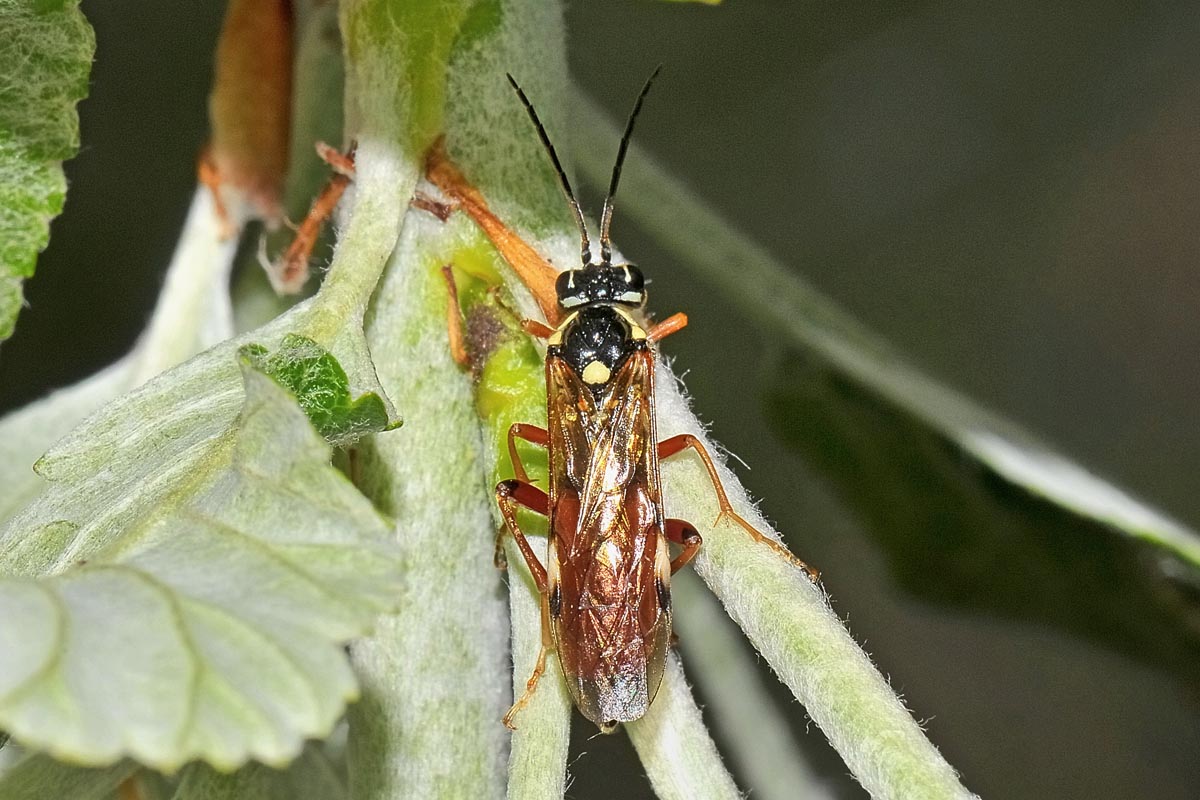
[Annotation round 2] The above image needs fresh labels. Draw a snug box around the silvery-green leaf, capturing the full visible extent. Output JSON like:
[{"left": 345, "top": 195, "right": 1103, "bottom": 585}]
[
  {"left": 0, "top": 187, "right": 238, "bottom": 529},
  {"left": 0, "top": 358, "right": 135, "bottom": 526},
  {"left": 0, "top": 358, "right": 401, "bottom": 772}
]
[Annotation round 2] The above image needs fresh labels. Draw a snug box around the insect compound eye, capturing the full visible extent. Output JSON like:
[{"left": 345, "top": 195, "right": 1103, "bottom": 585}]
[
  {"left": 556, "top": 269, "right": 587, "bottom": 309},
  {"left": 614, "top": 264, "right": 646, "bottom": 306},
  {"left": 622, "top": 264, "right": 645, "bottom": 291}
]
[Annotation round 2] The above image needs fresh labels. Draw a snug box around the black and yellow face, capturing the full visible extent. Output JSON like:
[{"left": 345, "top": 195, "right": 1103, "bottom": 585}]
[{"left": 555, "top": 263, "right": 646, "bottom": 312}]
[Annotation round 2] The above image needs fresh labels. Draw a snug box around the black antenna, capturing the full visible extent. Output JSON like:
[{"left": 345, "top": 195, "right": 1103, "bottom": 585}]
[
  {"left": 599, "top": 66, "right": 662, "bottom": 263},
  {"left": 507, "top": 73, "right": 593, "bottom": 264}
]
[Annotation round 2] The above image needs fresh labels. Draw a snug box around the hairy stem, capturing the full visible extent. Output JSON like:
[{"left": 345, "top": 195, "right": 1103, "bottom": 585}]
[
  {"left": 626, "top": 655, "right": 742, "bottom": 800},
  {"left": 651, "top": 367, "right": 976, "bottom": 799},
  {"left": 672, "top": 570, "right": 835, "bottom": 800}
]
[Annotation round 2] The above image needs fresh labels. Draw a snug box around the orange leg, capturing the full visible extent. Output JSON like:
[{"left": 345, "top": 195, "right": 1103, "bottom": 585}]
[
  {"left": 494, "top": 479, "right": 549, "bottom": 585},
  {"left": 440, "top": 265, "right": 470, "bottom": 368},
  {"left": 648, "top": 312, "right": 688, "bottom": 343},
  {"left": 315, "top": 141, "right": 356, "bottom": 176},
  {"left": 506, "top": 423, "right": 549, "bottom": 483},
  {"left": 266, "top": 142, "right": 356, "bottom": 294},
  {"left": 658, "top": 434, "right": 819, "bottom": 581},
  {"left": 521, "top": 319, "right": 556, "bottom": 339},
  {"left": 503, "top": 589, "right": 554, "bottom": 730},
  {"left": 664, "top": 518, "right": 702, "bottom": 573},
  {"left": 426, "top": 138, "right": 561, "bottom": 325},
  {"left": 438, "top": 263, "right": 555, "bottom": 368},
  {"left": 494, "top": 478, "right": 556, "bottom": 730}
]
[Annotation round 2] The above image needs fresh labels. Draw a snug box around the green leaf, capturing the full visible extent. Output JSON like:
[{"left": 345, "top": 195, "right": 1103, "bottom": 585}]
[
  {"left": 0, "top": 0, "right": 95, "bottom": 340},
  {"left": 0, "top": 13, "right": 411, "bottom": 763},
  {"left": 240, "top": 334, "right": 399, "bottom": 449},
  {"left": 0, "top": 354, "right": 401, "bottom": 772}
]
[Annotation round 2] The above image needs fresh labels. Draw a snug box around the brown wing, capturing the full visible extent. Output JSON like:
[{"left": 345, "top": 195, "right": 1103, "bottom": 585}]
[{"left": 545, "top": 348, "right": 672, "bottom": 727}]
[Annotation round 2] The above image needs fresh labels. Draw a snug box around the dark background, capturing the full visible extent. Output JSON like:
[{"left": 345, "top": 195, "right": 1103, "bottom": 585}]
[{"left": 2, "top": 2, "right": 1198, "bottom": 798}]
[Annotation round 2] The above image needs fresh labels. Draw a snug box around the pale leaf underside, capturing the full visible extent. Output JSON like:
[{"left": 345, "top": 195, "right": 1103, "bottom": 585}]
[{"left": 0, "top": 362, "right": 401, "bottom": 772}]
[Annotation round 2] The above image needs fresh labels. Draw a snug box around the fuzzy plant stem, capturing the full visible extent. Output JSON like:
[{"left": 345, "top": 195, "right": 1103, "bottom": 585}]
[
  {"left": 671, "top": 570, "right": 836, "bottom": 800},
  {"left": 338, "top": 2, "right": 527, "bottom": 796},
  {"left": 348, "top": 211, "right": 510, "bottom": 798},
  {"left": 502, "top": 536, "right": 571, "bottom": 800},
  {"left": 626, "top": 654, "right": 741, "bottom": 800},
  {"left": 652, "top": 366, "right": 977, "bottom": 800}
]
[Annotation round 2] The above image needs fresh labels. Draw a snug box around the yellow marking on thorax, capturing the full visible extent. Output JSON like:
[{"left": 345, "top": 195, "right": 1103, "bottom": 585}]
[
  {"left": 582, "top": 360, "right": 611, "bottom": 384},
  {"left": 547, "top": 313, "right": 572, "bottom": 347},
  {"left": 613, "top": 307, "right": 648, "bottom": 340},
  {"left": 545, "top": 307, "right": 647, "bottom": 347}
]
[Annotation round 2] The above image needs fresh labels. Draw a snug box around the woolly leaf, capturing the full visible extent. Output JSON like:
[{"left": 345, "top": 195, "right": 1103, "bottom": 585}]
[
  {"left": 0, "top": 0, "right": 95, "bottom": 340},
  {"left": 240, "top": 334, "right": 398, "bottom": 448},
  {"left": 0, "top": 355, "right": 401, "bottom": 772}
]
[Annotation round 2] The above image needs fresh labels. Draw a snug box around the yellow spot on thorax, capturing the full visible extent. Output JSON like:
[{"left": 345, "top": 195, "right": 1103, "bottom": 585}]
[{"left": 582, "top": 360, "right": 612, "bottom": 384}]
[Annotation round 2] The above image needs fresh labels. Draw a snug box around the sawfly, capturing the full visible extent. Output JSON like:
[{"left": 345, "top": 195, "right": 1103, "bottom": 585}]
[{"left": 426, "top": 71, "right": 816, "bottom": 733}]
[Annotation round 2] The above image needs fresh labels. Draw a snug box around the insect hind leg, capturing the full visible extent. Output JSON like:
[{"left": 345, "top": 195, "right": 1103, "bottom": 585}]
[{"left": 657, "top": 434, "right": 819, "bottom": 581}]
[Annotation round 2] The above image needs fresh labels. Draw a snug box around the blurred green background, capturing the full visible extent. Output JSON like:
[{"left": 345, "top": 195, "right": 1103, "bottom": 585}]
[{"left": 2, "top": 2, "right": 1198, "bottom": 798}]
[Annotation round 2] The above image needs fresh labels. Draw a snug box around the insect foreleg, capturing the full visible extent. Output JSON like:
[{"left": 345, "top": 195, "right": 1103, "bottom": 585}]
[
  {"left": 266, "top": 142, "right": 356, "bottom": 293},
  {"left": 521, "top": 319, "right": 555, "bottom": 339},
  {"left": 664, "top": 518, "right": 702, "bottom": 573},
  {"left": 438, "top": 265, "right": 470, "bottom": 368},
  {"left": 647, "top": 311, "right": 688, "bottom": 342},
  {"left": 658, "top": 434, "right": 819, "bottom": 581}
]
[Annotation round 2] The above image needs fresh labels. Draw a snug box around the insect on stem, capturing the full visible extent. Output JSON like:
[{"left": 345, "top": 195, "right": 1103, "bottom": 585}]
[{"left": 420, "top": 73, "right": 819, "bottom": 734}]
